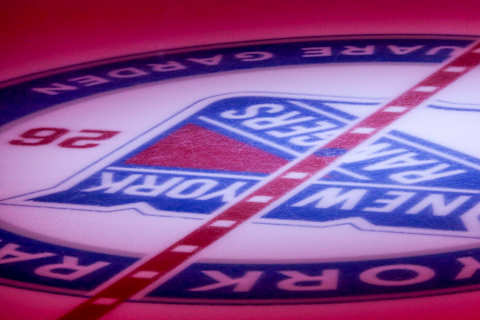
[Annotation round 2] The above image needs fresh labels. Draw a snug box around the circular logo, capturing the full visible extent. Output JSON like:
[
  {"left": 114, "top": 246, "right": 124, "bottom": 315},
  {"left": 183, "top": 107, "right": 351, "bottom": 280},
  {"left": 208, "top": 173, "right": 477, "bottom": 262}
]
[{"left": 2, "top": 35, "right": 480, "bottom": 312}]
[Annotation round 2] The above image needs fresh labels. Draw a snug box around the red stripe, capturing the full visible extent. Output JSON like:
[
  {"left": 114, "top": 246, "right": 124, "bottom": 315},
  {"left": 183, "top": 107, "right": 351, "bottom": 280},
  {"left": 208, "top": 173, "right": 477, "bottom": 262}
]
[
  {"left": 388, "top": 91, "right": 429, "bottom": 107},
  {"left": 59, "top": 41, "right": 480, "bottom": 320}
]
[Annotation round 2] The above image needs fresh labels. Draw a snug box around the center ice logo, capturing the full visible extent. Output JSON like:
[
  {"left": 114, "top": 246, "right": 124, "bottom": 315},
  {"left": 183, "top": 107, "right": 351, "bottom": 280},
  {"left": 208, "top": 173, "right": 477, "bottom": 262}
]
[{"left": 23, "top": 94, "right": 480, "bottom": 238}]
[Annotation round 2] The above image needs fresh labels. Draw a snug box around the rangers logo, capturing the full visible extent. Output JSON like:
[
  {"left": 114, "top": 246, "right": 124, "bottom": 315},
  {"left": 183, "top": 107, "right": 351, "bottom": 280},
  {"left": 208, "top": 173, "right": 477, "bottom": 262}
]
[
  {"left": 2, "top": 35, "right": 480, "bottom": 317},
  {"left": 10, "top": 94, "right": 480, "bottom": 238}
]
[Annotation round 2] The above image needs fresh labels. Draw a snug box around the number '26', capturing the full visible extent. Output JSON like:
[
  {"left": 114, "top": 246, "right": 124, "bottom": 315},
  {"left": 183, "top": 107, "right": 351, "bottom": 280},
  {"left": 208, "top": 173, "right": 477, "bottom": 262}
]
[{"left": 9, "top": 127, "right": 119, "bottom": 148}]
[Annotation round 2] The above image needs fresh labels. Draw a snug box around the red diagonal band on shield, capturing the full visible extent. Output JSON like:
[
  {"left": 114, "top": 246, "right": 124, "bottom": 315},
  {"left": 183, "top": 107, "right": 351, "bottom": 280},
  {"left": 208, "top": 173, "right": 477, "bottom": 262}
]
[{"left": 59, "top": 42, "right": 480, "bottom": 320}]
